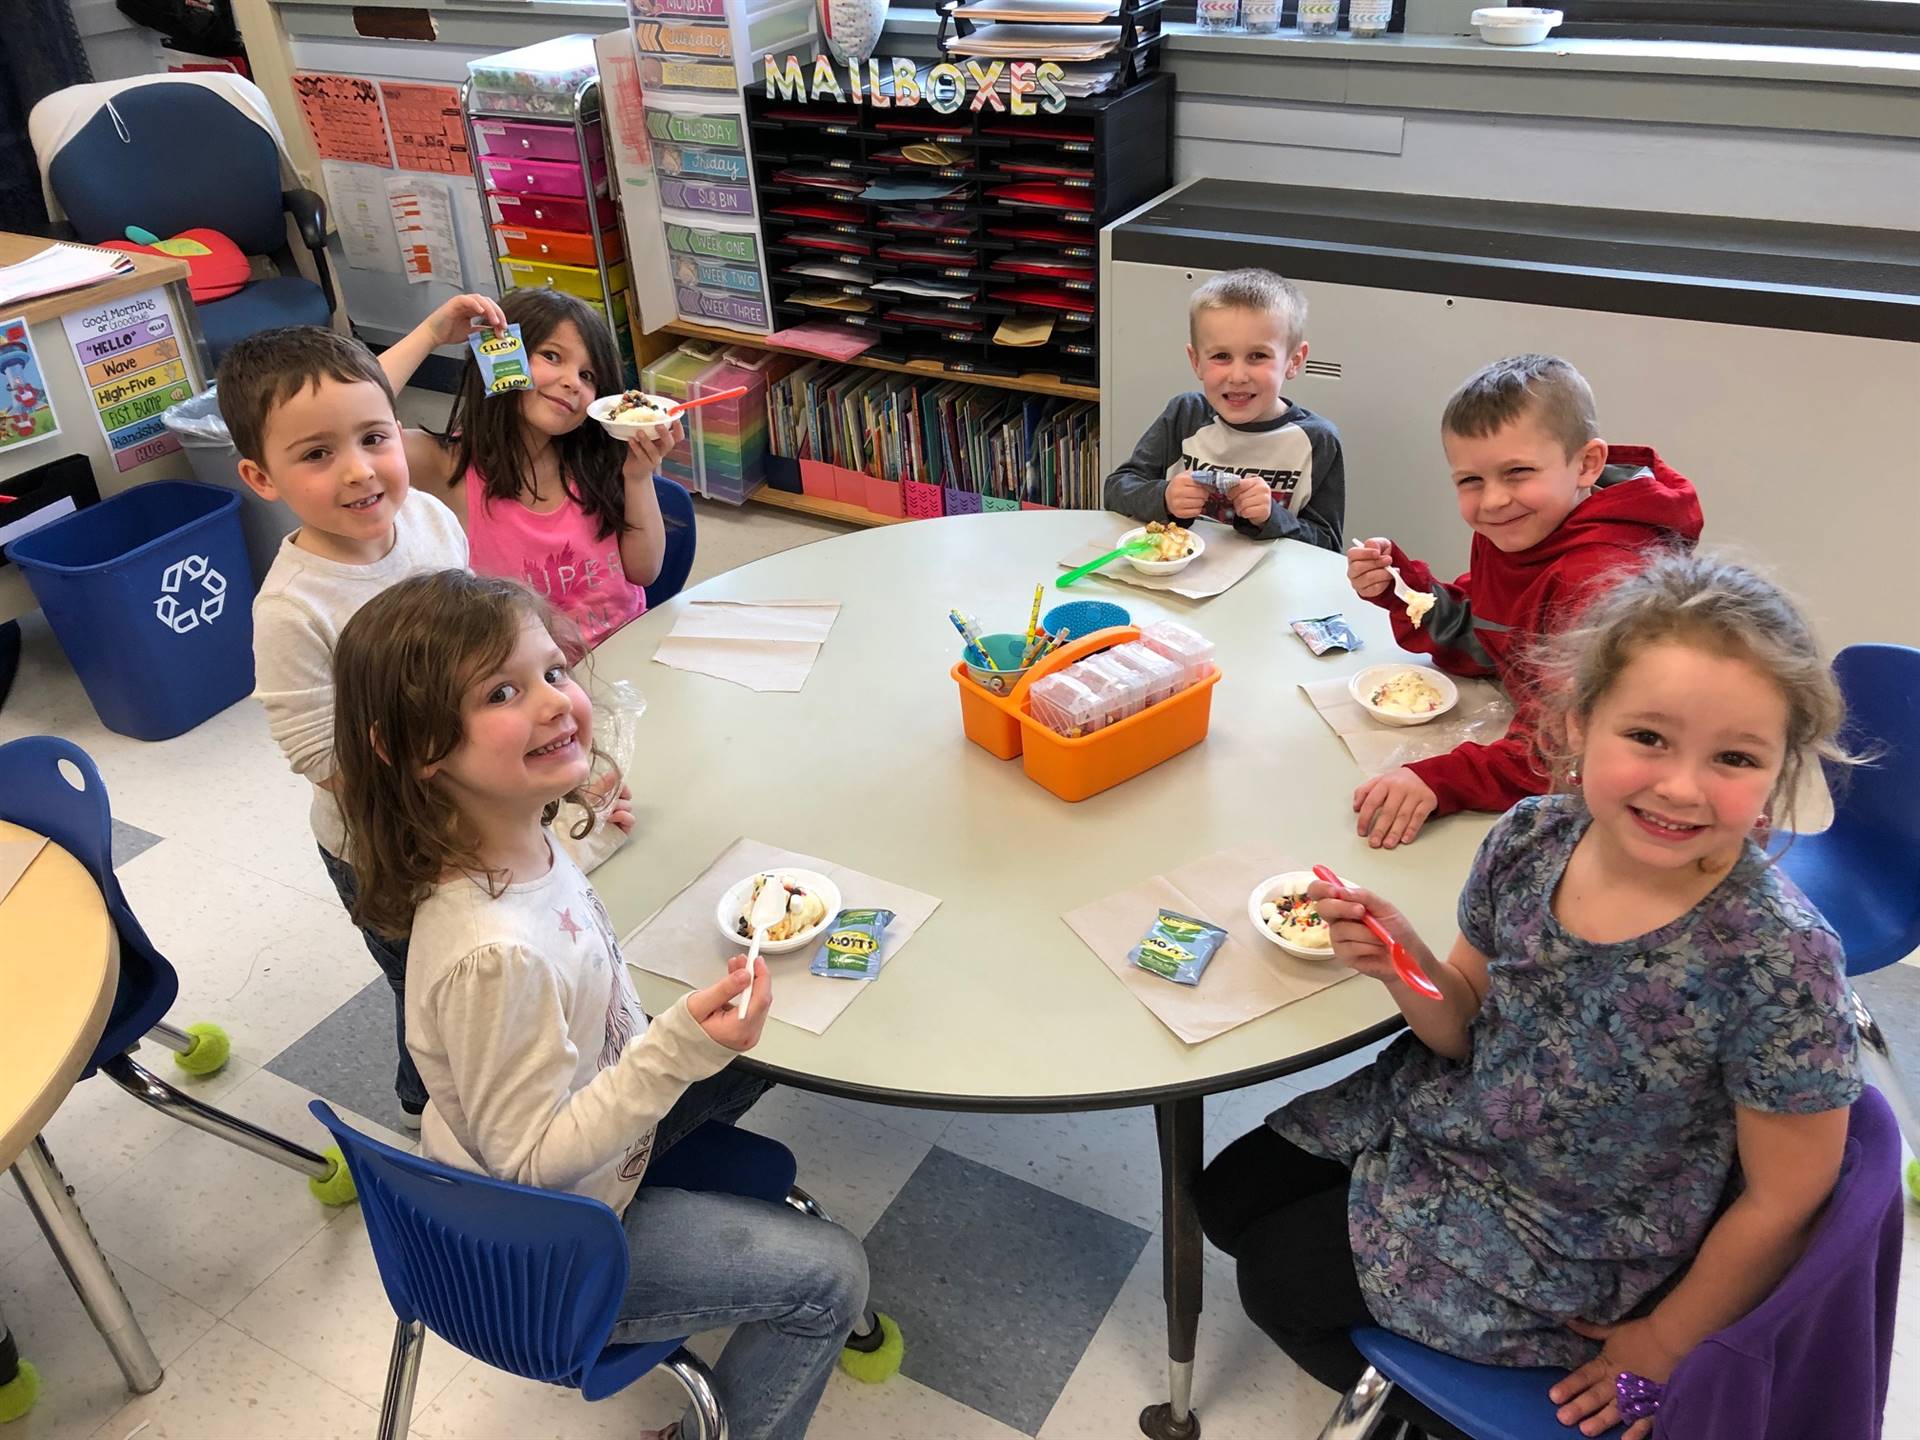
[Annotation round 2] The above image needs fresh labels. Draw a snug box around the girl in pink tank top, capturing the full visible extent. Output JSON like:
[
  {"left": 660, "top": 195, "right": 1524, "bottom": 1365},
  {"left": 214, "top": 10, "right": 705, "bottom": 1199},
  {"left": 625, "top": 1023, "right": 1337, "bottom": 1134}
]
[{"left": 385, "top": 289, "right": 684, "bottom": 650}]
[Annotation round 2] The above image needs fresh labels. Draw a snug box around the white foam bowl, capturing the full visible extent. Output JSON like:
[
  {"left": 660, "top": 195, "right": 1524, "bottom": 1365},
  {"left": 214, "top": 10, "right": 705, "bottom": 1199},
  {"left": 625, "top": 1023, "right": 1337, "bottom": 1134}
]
[
  {"left": 1471, "top": 6, "right": 1562, "bottom": 44},
  {"left": 1349, "top": 664, "right": 1459, "bottom": 728},
  {"left": 714, "top": 869, "right": 843, "bottom": 955},
  {"left": 589, "top": 392, "right": 676, "bottom": 443},
  {"left": 1118, "top": 525, "right": 1205, "bottom": 577},
  {"left": 1248, "top": 871, "right": 1337, "bottom": 962}
]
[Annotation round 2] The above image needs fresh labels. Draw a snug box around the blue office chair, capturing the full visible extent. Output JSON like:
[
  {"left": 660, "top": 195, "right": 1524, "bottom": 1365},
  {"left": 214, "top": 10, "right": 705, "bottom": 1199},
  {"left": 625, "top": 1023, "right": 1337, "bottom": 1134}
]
[
  {"left": 312, "top": 1104, "right": 897, "bottom": 1440},
  {"left": 645, "top": 475, "right": 698, "bottom": 611},
  {"left": 0, "top": 736, "right": 353, "bottom": 1202},
  {"left": 1777, "top": 644, "right": 1920, "bottom": 1182},
  {"left": 39, "top": 78, "right": 335, "bottom": 362},
  {"left": 1318, "top": 1089, "right": 1903, "bottom": 1440}
]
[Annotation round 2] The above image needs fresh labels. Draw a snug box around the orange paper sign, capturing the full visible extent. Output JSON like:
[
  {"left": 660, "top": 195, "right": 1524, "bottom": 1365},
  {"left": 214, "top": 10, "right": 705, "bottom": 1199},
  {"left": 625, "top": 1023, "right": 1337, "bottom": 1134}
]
[
  {"left": 294, "top": 72, "right": 393, "bottom": 167},
  {"left": 379, "top": 81, "right": 471, "bottom": 176}
]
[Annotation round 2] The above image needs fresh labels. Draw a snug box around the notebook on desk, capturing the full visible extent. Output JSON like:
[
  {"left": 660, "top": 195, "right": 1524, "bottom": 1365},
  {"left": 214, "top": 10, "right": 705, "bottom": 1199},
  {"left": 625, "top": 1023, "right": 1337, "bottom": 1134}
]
[{"left": 0, "top": 242, "right": 135, "bottom": 308}]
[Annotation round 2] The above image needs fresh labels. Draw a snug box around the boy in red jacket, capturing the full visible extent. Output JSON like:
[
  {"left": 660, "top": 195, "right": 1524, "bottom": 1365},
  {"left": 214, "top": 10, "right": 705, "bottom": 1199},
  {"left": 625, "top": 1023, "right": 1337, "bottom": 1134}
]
[{"left": 1348, "top": 354, "right": 1703, "bottom": 848}]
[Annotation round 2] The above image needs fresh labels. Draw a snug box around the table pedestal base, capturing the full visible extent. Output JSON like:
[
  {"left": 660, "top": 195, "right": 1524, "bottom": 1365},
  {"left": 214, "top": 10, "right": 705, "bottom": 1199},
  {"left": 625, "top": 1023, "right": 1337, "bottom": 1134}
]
[
  {"left": 1142, "top": 1097, "right": 1204, "bottom": 1439},
  {"left": 10, "top": 1135, "right": 163, "bottom": 1394}
]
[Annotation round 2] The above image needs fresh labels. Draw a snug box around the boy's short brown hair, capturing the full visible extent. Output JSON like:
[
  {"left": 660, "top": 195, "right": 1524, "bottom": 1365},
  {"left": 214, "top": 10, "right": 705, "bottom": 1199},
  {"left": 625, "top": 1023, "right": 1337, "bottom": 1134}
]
[
  {"left": 1442, "top": 354, "right": 1599, "bottom": 459},
  {"left": 216, "top": 326, "right": 395, "bottom": 465},
  {"left": 1188, "top": 268, "right": 1309, "bottom": 350}
]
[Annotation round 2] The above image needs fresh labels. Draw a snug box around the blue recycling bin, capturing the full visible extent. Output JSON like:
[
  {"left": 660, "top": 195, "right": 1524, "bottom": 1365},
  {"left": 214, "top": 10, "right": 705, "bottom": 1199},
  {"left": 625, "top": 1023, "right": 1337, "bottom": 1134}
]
[{"left": 10, "top": 480, "right": 255, "bottom": 740}]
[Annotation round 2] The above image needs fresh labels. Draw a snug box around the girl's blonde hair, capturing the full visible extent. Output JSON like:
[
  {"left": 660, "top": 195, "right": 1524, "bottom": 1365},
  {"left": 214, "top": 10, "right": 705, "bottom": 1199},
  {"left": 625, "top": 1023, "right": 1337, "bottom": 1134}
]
[
  {"left": 333, "top": 569, "right": 604, "bottom": 937},
  {"left": 1533, "top": 548, "right": 1852, "bottom": 833}
]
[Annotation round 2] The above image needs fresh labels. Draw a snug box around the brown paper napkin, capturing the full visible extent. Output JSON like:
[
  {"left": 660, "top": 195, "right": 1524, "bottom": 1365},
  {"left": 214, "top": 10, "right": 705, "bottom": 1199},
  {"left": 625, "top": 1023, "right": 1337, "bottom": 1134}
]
[
  {"left": 621, "top": 837, "right": 941, "bottom": 1035},
  {"left": 652, "top": 600, "right": 841, "bottom": 693},
  {"left": 0, "top": 836, "right": 50, "bottom": 907},
  {"left": 1063, "top": 844, "right": 1354, "bottom": 1044},
  {"left": 1300, "top": 664, "right": 1514, "bottom": 776},
  {"left": 1058, "top": 517, "right": 1270, "bottom": 600}
]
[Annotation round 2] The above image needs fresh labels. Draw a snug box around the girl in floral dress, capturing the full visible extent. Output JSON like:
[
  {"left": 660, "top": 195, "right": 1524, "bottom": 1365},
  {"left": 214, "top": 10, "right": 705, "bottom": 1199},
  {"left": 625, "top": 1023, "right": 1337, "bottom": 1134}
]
[{"left": 1199, "top": 551, "right": 1862, "bottom": 1440}]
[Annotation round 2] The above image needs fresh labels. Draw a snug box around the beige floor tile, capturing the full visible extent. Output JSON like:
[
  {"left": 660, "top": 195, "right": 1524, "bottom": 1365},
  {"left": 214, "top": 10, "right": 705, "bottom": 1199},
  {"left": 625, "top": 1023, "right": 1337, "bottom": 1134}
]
[{"left": 84, "top": 1321, "right": 376, "bottom": 1440}]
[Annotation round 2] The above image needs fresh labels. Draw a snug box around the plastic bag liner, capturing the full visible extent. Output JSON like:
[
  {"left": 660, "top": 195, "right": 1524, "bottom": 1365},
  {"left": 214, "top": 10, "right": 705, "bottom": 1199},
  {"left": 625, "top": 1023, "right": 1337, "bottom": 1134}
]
[{"left": 161, "top": 388, "right": 232, "bottom": 445}]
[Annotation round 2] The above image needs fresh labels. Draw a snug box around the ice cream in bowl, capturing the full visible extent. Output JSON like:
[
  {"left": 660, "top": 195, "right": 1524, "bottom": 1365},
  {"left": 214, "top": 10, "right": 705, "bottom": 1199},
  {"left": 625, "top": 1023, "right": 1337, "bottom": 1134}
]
[
  {"left": 589, "top": 390, "right": 677, "bottom": 443},
  {"left": 713, "top": 869, "right": 843, "bottom": 955},
  {"left": 1247, "top": 871, "right": 1336, "bottom": 961},
  {"left": 1348, "top": 664, "right": 1459, "bottom": 727}
]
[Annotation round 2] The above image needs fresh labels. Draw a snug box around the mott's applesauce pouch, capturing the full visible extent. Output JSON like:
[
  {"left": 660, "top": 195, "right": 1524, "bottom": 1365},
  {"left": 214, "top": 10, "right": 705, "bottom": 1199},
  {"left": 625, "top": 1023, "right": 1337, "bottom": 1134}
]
[
  {"left": 470, "top": 323, "right": 531, "bottom": 394},
  {"left": 1128, "top": 909, "right": 1227, "bottom": 986},
  {"left": 811, "top": 908, "right": 896, "bottom": 981}
]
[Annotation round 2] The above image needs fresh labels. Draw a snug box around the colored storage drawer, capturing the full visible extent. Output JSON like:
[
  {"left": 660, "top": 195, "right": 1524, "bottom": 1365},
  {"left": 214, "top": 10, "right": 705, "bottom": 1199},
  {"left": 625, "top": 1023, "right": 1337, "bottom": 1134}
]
[
  {"left": 480, "top": 153, "right": 607, "bottom": 199},
  {"left": 501, "top": 254, "right": 632, "bottom": 301},
  {"left": 489, "top": 191, "right": 617, "bottom": 232},
  {"left": 473, "top": 118, "right": 604, "bottom": 164},
  {"left": 494, "top": 223, "right": 624, "bottom": 267}
]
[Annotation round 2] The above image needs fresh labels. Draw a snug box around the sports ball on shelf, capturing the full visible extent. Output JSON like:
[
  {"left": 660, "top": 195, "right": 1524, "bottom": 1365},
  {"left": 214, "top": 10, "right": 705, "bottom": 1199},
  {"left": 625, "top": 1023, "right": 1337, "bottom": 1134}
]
[{"left": 819, "top": 0, "right": 889, "bottom": 62}]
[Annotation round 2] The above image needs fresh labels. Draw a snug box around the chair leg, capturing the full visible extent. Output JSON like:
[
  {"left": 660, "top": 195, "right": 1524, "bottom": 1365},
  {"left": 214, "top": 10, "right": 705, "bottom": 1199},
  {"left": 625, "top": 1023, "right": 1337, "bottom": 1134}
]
[
  {"left": 785, "top": 1188, "right": 883, "bottom": 1344},
  {"left": 663, "top": 1346, "right": 728, "bottom": 1440},
  {"left": 100, "top": 1054, "right": 336, "bottom": 1181},
  {"left": 1316, "top": 1366, "right": 1394, "bottom": 1440},
  {"left": 376, "top": 1319, "right": 425, "bottom": 1440},
  {"left": 10, "top": 1138, "right": 164, "bottom": 1395},
  {"left": 1854, "top": 991, "right": 1920, "bottom": 1170}
]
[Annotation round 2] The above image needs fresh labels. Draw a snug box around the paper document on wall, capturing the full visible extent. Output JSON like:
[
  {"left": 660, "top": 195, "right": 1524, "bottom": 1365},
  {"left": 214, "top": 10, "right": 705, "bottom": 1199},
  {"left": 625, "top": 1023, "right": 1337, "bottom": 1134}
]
[
  {"left": 386, "top": 177, "right": 464, "bottom": 287},
  {"left": 322, "top": 161, "right": 404, "bottom": 275}
]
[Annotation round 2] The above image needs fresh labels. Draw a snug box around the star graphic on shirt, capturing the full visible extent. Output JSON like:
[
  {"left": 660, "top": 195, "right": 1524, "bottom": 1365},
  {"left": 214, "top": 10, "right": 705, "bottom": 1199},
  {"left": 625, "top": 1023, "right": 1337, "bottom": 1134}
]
[{"left": 556, "top": 907, "right": 584, "bottom": 942}]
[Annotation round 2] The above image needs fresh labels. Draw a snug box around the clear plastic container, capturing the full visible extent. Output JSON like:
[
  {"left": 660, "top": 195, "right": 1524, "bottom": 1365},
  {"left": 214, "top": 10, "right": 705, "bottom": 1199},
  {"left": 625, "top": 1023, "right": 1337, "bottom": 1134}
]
[
  {"left": 1029, "top": 673, "right": 1107, "bottom": 738},
  {"left": 467, "top": 35, "right": 601, "bottom": 117},
  {"left": 1240, "top": 0, "right": 1281, "bottom": 32},
  {"left": 1349, "top": 0, "right": 1393, "bottom": 35},
  {"left": 1071, "top": 653, "right": 1151, "bottom": 725},
  {"left": 1139, "top": 621, "right": 1217, "bottom": 689},
  {"left": 640, "top": 341, "right": 729, "bottom": 493},
  {"left": 686, "top": 347, "right": 792, "bottom": 504},
  {"left": 1108, "top": 642, "right": 1184, "bottom": 709},
  {"left": 1297, "top": 0, "right": 1338, "bottom": 35},
  {"left": 1194, "top": 0, "right": 1239, "bottom": 30}
]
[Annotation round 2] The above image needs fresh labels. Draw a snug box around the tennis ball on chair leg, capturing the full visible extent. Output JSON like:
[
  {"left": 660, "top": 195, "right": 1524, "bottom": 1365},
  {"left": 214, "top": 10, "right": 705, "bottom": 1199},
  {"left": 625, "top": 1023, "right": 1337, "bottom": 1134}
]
[
  {"left": 0, "top": 1359, "right": 40, "bottom": 1423},
  {"left": 838, "top": 1313, "right": 902, "bottom": 1383},
  {"left": 308, "top": 1145, "right": 358, "bottom": 1207},
  {"left": 173, "top": 1021, "right": 230, "bottom": 1076}
]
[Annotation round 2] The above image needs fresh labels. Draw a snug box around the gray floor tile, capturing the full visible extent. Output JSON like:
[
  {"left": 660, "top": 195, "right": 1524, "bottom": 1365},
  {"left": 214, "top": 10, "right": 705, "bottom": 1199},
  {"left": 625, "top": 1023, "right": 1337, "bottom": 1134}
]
[
  {"left": 1855, "top": 962, "right": 1920, "bottom": 1095},
  {"left": 263, "top": 976, "right": 413, "bottom": 1134},
  {"left": 862, "top": 1146, "right": 1151, "bottom": 1435},
  {"left": 111, "top": 816, "right": 163, "bottom": 868}
]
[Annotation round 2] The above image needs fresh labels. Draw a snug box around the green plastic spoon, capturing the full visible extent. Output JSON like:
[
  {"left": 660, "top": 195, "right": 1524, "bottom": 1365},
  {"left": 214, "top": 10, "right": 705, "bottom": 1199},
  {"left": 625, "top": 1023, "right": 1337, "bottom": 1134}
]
[{"left": 1056, "top": 538, "right": 1156, "bottom": 588}]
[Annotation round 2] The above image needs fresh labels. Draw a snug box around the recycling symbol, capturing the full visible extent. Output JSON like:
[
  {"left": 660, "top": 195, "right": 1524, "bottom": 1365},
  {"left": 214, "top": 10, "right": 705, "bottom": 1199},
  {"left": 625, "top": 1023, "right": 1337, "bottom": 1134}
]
[{"left": 154, "top": 554, "right": 227, "bottom": 634}]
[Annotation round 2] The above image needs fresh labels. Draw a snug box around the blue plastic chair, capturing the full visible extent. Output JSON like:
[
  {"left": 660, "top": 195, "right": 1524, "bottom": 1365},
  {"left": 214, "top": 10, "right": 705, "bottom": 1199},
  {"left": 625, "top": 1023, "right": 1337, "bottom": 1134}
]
[
  {"left": 35, "top": 77, "right": 335, "bottom": 361},
  {"left": 1317, "top": 1090, "right": 1902, "bottom": 1440},
  {"left": 0, "top": 736, "right": 351, "bottom": 1197},
  {"left": 645, "top": 475, "right": 698, "bottom": 611},
  {"left": 311, "top": 1105, "right": 797, "bottom": 1440},
  {"left": 1778, "top": 644, "right": 1920, "bottom": 1166}
]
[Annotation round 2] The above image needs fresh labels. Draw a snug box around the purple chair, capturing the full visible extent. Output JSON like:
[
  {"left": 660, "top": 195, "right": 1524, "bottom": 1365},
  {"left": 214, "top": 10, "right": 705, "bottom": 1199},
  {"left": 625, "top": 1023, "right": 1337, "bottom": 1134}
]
[{"left": 1317, "top": 1087, "right": 1903, "bottom": 1440}]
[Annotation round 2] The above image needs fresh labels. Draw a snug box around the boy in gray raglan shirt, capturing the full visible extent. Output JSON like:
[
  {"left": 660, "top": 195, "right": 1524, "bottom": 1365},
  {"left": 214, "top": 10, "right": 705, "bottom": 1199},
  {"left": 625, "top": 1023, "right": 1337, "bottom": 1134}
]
[{"left": 1104, "top": 269, "right": 1345, "bottom": 552}]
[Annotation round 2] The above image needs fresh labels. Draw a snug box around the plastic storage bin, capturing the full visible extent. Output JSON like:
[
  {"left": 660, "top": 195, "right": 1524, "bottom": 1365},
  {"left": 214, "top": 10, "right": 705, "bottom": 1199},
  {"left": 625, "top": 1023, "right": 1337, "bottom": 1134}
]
[
  {"left": 492, "top": 223, "right": 624, "bottom": 267},
  {"left": 500, "top": 254, "right": 631, "bottom": 301},
  {"left": 489, "top": 191, "right": 618, "bottom": 232},
  {"left": 1139, "top": 620, "right": 1216, "bottom": 689},
  {"left": 1107, "top": 641, "right": 1183, "bottom": 709},
  {"left": 472, "top": 118, "right": 605, "bottom": 163},
  {"left": 467, "top": 35, "right": 600, "bottom": 116},
  {"left": 641, "top": 341, "right": 730, "bottom": 492},
  {"left": 9, "top": 480, "right": 255, "bottom": 740},
  {"left": 480, "top": 153, "right": 607, "bottom": 200},
  {"left": 951, "top": 625, "right": 1220, "bottom": 801},
  {"left": 686, "top": 347, "right": 790, "bottom": 504}
]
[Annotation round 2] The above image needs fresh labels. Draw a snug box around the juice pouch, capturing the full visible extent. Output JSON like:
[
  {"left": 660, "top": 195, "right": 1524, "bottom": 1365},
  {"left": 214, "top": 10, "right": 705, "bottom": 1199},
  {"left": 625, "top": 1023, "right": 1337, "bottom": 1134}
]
[
  {"left": 811, "top": 908, "right": 896, "bottom": 981},
  {"left": 470, "top": 323, "right": 532, "bottom": 394},
  {"left": 1128, "top": 909, "right": 1227, "bottom": 986},
  {"left": 1291, "top": 614, "right": 1362, "bottom": 656}
]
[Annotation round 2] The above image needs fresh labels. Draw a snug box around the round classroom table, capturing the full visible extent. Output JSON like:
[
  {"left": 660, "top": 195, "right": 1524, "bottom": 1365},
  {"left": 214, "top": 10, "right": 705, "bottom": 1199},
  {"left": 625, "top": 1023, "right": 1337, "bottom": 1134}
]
[
  {"left": 0, "top": 820, "right": 118, "bottom": 1168},
  {"left": 1, "top": 818, "right": 164, "bottom": 1401},
  {"left": 594, "top": 511, "right": 1497, "bottom": 1438}
]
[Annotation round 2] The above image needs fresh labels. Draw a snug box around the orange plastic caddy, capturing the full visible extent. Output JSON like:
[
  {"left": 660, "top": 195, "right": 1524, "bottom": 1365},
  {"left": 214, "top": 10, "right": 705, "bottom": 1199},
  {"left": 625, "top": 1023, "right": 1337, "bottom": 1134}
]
[{"left": 950, "top": 625, "right": 1220, "bottom": 802}]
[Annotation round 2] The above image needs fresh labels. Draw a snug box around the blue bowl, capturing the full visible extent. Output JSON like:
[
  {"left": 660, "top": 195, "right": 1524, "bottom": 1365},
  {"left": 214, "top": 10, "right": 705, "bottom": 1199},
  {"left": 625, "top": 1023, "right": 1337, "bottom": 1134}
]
[{"left": 1043, "top": 600, "right": 1130, "bottom": 639}]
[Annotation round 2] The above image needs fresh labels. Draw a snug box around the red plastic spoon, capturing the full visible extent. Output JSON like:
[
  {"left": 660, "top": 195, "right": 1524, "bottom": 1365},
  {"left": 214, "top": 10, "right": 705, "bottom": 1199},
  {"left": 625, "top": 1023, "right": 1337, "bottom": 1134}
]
[
  {"left": 665, "top": 385, "right": 749, "bottom": 417},
  {"left": 1311, "top": 864, "right": 1444, "bottom": 1001}
]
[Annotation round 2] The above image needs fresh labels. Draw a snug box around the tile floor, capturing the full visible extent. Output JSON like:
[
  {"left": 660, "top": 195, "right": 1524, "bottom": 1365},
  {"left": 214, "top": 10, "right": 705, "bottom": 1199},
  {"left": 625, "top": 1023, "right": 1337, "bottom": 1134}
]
[{"left": 4, "top": 491, "right": 1918, "bottom": 1440}]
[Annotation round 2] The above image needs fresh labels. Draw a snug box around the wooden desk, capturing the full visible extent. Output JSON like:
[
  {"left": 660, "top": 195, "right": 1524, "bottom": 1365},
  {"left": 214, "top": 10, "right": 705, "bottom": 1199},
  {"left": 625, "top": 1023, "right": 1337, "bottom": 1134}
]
[
  {"left": 0, "top": 819, "right": 118, "bottom": 1168},
  {"left": 0, "top": 231, "right": 209, "bottom": 626}
]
